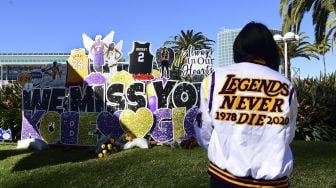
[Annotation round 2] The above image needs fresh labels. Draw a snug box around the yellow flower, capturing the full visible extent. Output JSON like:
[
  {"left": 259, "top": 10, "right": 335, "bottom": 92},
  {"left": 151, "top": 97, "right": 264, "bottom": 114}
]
[
  {"left": 107, "top": 144, "right": 112, "bottom": 150},
  {"left": 109, "top": 138, "right": 116, "bottom": 144},
  {"left": 98, "top": 153, "right": 103, "bottom": 158}
]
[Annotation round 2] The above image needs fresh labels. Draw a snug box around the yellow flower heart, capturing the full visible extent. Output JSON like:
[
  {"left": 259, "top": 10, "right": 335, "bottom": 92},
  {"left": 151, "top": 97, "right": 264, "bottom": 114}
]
[{"left": 119, "top": 108, "right": 154, "bottom": 138}]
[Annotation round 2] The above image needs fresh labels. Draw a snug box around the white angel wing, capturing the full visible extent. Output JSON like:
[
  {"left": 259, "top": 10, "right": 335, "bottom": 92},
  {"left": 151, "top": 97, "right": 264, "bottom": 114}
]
[
  {"left": 82, "top": 33, "right": 94, "bottom": 51},
  {"left": 115, "top": 40, "right": 123, "bottom": 52},
  {"left": 102, "top": 31, "right": 115, "bottom": 45},
  {"left": 115, "top": 40, "right": 123, "bottom": 61}
]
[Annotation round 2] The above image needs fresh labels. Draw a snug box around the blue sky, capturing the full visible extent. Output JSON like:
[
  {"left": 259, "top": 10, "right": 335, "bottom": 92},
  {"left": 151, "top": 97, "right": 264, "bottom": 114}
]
[{"left": 0, "top": 0, "right": 334, "bottom": 78}]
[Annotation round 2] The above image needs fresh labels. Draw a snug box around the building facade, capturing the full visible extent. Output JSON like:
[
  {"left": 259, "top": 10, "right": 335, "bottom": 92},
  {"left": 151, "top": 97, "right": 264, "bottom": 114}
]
[
  {"left": 217, "top": 28, "right": 284, "bottom": 73},
  {"left": 217, "top": 29, "right": 241, "bottom": 67},
  {"left": 0, "top": 53, "right": 129, "bottom": 87},
  {"left": 0, "top": 53, "right": 69, "bottom": 86}
]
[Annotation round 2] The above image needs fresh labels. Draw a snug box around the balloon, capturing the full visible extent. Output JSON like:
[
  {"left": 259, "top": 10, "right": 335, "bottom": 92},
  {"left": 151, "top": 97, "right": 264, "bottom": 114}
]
[{"left": 148, "top": 96, "right": 157, "bottom": 112}]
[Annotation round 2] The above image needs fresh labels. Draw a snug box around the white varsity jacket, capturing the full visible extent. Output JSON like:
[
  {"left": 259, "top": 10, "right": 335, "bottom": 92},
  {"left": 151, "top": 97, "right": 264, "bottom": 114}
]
[{"left": 195, "top": 62, "right": 298, "bottom": 180}]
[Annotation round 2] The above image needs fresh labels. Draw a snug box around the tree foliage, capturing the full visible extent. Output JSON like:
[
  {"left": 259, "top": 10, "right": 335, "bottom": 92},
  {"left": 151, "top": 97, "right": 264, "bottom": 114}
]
[
  {"left": 313, "top": 35, "right": 331, "bottom": 75},
  {"left": 164, "top": 29, "right": 215, "bottom": 53},
  {"left": 280, "top": 0, "right": 336, "bottom": 44},
  {"left": 0, "top": 83, "right": 22, "bottom": 141}
]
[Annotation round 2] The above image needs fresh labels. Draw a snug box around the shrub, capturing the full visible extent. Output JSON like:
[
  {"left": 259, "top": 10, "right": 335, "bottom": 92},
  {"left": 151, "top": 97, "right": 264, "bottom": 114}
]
[{"left": 294, "top": 73, "right": 336, "bottom": 141}]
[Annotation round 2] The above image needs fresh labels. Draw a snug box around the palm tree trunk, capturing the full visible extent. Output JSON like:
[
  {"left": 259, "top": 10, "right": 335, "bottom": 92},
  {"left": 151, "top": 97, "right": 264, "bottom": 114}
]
[{"left": 323, "top": 54, "right": 326, "bottom": 76}]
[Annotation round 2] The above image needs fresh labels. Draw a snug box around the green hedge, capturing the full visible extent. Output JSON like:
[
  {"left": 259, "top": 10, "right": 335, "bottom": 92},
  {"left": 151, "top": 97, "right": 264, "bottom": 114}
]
[{"left": 294, "top": 73, "right": 336, "bottom": 141}]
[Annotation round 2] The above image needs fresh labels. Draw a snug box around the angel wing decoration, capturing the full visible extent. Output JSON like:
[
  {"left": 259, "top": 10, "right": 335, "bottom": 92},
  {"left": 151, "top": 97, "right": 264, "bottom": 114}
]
[
  {"left": 115, "top": 40, "right": 123, "bottom": 53},
  {"left": 82, "top": 33, "right": 94, "bottom": 60},
  {"left": 102, "top": 31, "right": 115, "bottom": 46},
  {"left": 82, "top": 31, "right": 115, "bottom": 60}
]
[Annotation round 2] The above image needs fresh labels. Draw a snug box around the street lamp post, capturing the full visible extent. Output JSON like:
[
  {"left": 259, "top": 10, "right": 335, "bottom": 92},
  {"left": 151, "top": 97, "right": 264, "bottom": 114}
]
[
  {"left": 273, "top": 32, "right": 300, "bottom": 79},
  {"left": 284, "top": 40, "right": 288, "bottom": 78}
]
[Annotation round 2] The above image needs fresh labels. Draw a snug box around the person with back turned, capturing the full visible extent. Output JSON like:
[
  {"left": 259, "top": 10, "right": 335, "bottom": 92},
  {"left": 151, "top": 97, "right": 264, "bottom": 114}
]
[{"left": 195, "top": 22, "right": 298, "bottom": 188}]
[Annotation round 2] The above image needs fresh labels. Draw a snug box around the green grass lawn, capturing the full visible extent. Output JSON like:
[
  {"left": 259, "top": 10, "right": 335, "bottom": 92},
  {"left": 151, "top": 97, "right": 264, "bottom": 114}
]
[{"left": 0, "top": 141, "right": 335, "bottom": 188}]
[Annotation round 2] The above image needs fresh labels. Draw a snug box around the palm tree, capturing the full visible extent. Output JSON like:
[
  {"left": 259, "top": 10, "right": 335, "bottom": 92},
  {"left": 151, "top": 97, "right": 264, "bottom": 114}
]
[
  {"left": 314, "top": 36, "right": 331, "bottom": 75},
  {"left": 164, "top": 30, "right": 215, "bottom": 53},
  {"left": 164, "top": 30, "right": 215, "bottom": 80},
  {"left": 280, "top": 0, "right": 335, "bottom": 43},
  {"left": 277, "top": 33, "right": 319, "bottom": 80},
  {"left": 325, "top": 14, "right": 336, "bottom": 53}
]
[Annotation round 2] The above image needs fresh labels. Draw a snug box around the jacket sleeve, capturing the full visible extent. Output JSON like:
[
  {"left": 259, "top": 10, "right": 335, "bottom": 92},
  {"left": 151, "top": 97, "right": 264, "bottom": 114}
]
[
  {"left": 194, "top": 75, "right": 214, "bottom": 150},
  {"left": 286, "top": 88, "right": 298, "bottom": 144}
]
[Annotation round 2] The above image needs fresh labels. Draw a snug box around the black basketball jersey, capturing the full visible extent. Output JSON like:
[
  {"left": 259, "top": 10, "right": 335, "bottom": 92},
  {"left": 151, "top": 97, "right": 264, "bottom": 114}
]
[
  {"left": 161, "top": 49, "right": 169, "bottom": 61},
  {"left": 128, "top": 42, "right": 154, "bottom": 74}
]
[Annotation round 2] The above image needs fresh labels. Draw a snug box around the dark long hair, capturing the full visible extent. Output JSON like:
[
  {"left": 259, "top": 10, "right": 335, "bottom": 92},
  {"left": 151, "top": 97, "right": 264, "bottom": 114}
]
[{"left": 233, "top": 22, "right": 280, "bottom": 71}]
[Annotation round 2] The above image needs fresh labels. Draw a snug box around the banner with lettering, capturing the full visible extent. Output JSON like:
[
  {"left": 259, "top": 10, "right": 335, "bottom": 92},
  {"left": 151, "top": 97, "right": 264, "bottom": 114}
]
[
  {"left": 21, "top": 72, "right": 200, "bottom": 146},
  {"left": 180, "top": 46, "right": 214, "bottom": 79}
]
